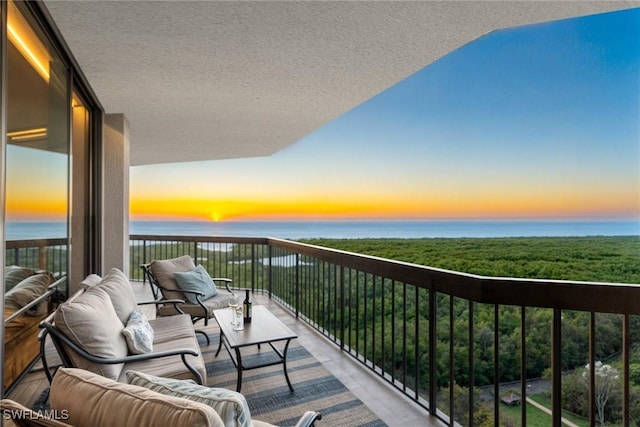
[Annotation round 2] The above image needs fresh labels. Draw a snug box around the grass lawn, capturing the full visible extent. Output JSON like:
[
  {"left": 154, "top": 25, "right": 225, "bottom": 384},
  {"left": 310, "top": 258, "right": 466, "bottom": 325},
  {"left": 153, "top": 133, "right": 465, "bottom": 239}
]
[{"left": 499, "top": 394, "right": 589, "bottom": 427}]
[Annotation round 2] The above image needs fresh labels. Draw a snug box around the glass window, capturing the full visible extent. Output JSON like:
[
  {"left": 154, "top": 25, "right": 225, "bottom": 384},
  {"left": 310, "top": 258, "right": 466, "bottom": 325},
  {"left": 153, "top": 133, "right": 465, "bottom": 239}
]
[
  {"left": 5, "top": 0, "right": 70, "bottom": 272},
  {"left": 3, "top": 0, "right": 71, "bottom": 391}
]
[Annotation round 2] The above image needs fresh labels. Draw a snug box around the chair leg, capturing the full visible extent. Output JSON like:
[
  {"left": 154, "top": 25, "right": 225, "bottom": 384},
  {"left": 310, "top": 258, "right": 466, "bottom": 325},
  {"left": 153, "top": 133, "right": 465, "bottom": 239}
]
[{"left": 196, "top": 330, "right": 210, "bottom": 346}]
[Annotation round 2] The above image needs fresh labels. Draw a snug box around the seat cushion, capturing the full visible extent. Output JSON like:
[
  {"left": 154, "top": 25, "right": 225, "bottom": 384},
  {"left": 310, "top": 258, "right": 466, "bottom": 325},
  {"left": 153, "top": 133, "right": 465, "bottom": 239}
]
[
  {"left": 120, "top": 337, "right": 206, "bottom": 384},
  {"left": 157, "top": 294, "right": 235, "bottom": 319},
  {"left": 53, "top": 287, "right": 129, "bottom": 380},
  {"left": 126, "top": 371, "right": 252, "bottom": 427},
  {"left": 149, "top": 313, "right": 197, "bottom": 344},
  {"left": 149, "top": 255, "right": 196, "bottom": 300},
  {"left": 121, "top": 314, "right": 206, "bottom": 384},
  {"left": 174, "top": 265, "right": 219, "bottom": 303},
  {"left": 95, "top": 268, "right": 138, "bottom": 325},
  {"left": 50, "top": 368, "right": 223, "bottom": 427}
]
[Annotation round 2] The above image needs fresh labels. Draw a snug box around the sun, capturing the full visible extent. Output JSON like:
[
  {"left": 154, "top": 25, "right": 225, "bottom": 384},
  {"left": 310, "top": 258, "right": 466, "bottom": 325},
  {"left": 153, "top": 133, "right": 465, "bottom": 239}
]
[{"left": 210, "top": 211, "right": 223, "bottom": 222}]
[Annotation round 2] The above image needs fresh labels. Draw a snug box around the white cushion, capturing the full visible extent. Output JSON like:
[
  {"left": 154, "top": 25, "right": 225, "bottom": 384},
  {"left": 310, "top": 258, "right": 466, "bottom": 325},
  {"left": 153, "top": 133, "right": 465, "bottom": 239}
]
[
  {"left": 53, "top": 287, "right": 128, "bottom": 380},
  {"left": 80, "top": 273, "right": 102, "bottom": 289},
  {"left": 122, "top": 311, "right": 154, "bottom": 354},
  {"left": 95, "top": 268, "right": 138, "bottom": 325}
]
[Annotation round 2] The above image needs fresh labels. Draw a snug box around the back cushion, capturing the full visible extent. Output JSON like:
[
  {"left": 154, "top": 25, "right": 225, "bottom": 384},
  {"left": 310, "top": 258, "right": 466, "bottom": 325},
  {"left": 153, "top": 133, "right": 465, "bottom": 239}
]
[
  {"left": 95, "top": 268, "right": 138, "bottom": 325},
  {"left": 149, "top": 255, "right": 196, "bottom": 300},
  {"left": 80, "top": 273, "right": 103, "bottom": 289},
  {"left": 53, "top": 287, "right": 128, "bottom": 380},
  {"left": 51, "top": 368, "right": 223, "bottom": 427}
]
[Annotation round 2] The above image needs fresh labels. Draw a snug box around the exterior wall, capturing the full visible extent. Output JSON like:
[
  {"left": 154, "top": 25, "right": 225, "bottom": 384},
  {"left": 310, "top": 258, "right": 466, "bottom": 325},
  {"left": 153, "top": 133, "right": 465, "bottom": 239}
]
[
  {"left": 102, "top": 113, "right": 130, "bottom": 275},
  {"left": 70, "top": 105, "right": 89, "bottom": 290}
]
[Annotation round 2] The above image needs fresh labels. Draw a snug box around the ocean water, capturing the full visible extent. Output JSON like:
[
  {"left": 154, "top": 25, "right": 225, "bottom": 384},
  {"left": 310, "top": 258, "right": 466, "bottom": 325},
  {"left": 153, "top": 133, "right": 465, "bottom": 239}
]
[
  {"left": 130, "top": 220, "right": 639, "bottom": 240},
  {"left": 6, "top": 219, "right": 639, "bottom": 240}
]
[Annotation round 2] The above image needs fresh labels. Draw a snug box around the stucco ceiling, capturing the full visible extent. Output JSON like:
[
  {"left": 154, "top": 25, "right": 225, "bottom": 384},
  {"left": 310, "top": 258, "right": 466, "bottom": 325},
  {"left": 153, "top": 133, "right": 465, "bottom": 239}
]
[{"left": 43, "top": 1, "right": 639, "bottom": 166}]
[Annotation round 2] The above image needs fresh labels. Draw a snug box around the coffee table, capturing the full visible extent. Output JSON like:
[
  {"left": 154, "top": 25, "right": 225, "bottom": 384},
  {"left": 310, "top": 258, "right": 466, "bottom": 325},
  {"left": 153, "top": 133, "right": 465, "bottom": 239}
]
[{"left": 213, "top": 305, "right": 298, "bottom": 392}]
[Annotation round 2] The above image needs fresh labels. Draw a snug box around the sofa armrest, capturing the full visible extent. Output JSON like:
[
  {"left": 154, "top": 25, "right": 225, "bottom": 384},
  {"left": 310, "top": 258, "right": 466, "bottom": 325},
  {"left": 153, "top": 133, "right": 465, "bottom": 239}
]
[
  {"left": 211, "top": 278, "right": 233, "bottom": 293},
  {"left": 137, "top": 299, "right": 185, "bottom": 306}
]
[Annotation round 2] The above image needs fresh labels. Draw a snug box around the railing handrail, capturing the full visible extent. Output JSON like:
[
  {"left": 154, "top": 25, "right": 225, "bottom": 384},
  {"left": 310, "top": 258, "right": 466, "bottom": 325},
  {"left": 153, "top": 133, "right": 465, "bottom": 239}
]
[
  {"left": 267, "top": 237, "right": 640, "bottom": 314},
  {"left": 6, "top": 238, "right": 68, "bottom": 249},
  {"left": 129, "top": 234, "right": 267, "bottom": 245},
  {"left": 130, "top": 234, "right": 640, "bottom": 315}
]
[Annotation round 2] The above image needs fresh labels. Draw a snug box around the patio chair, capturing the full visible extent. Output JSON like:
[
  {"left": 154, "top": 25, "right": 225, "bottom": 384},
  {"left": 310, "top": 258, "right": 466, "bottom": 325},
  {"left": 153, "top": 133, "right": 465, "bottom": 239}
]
[{"left": 141, "top": 255, "right": 236, "bottom": 345}]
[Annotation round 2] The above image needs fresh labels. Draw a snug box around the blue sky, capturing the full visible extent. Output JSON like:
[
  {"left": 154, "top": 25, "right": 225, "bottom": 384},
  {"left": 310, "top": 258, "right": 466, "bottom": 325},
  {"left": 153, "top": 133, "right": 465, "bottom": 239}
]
[{"left": 130, "top": 8, "right": 640, "bottom": 222}]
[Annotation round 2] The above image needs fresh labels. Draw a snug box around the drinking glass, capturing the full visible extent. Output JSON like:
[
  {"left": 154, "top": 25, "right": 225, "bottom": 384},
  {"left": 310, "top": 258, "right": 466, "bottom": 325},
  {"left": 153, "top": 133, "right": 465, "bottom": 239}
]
[
  {"left": 228, "top": 293, "right": 239, "bottom": 326},
  {"left": 233, "top": 307, "right": 244, "bottom": 331}
]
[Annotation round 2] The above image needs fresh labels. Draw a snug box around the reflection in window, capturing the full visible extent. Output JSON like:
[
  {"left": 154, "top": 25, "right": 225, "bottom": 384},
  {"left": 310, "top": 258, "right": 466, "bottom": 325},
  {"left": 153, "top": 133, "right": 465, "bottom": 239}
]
[
  {"left": 3, "top": 1, "right": 73, "bottom": 393},
  {"left": 5, "top": 0, "right": 70, "bottom": 282}
]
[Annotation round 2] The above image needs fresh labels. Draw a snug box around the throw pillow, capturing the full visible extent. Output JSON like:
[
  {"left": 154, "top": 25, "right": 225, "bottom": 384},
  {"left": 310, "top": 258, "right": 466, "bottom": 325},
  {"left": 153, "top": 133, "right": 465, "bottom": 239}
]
[
  {"left": 53, "top": 286, "right": 129, "bottom": 380},
  {"left": 122, "top": 311, "right": 154, "bottom": 354},
  {"left": 173, "top": 265, "right": 218, "bottom": 304},
  {"left": 126, "top": 370, "right": 251, "bottom": 427}
]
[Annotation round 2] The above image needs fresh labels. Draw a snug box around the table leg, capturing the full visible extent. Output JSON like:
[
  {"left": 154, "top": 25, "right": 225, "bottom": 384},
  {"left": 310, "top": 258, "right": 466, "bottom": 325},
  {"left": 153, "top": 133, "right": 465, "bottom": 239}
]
[
  {"left": 283, "top": 339, "right": 294, "bottom": 392},
  {"left": 235, "top": 347, "right": 243, "bottom": 392},
  {"left": 215, "top": 330, "right": 224, "bottom": 357}
]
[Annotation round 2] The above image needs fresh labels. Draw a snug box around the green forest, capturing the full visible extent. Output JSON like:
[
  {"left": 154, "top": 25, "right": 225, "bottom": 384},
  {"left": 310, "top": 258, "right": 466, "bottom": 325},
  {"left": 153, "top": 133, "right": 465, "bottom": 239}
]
[
  {"left": 298, "top": 236, "right": 640, "bottom": 284},
  {"left": 297, "top": 236, "right": 640, "bottom": 426}
]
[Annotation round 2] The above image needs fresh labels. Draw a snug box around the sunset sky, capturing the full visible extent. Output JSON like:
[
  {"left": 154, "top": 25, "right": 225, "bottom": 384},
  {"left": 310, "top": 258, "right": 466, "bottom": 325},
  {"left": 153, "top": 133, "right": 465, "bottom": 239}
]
[
  {"left": 9, "top": 8, "right": 640, "bottom": 223},
  {"left": 6, "top": 145, "right": 68, "bottom": 221}
]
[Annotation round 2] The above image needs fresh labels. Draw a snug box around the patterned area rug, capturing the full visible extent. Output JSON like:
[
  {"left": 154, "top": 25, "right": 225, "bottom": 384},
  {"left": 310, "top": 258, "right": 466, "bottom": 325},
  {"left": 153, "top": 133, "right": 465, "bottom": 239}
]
[{"left": 199, "top": 332, "right": 387, "bottom": 427}]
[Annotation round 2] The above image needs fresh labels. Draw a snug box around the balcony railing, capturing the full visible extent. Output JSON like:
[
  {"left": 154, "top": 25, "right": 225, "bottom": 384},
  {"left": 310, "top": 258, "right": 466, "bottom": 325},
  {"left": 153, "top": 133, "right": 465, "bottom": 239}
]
[{"left": 130, "top": 234, "right": 640, "bottom": 426}]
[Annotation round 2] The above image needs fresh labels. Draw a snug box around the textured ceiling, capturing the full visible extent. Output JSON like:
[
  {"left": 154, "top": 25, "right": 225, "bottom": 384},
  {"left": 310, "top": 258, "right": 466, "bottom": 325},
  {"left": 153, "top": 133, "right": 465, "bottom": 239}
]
[{"left": 43, "top": 1, "right": 639, "bottom": 166}]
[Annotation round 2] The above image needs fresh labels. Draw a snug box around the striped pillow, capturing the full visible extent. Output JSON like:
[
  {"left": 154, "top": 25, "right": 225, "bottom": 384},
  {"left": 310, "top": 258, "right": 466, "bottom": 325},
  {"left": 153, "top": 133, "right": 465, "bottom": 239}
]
[{"left": 126, "top": 370, "right": 252, "bottom": 427}]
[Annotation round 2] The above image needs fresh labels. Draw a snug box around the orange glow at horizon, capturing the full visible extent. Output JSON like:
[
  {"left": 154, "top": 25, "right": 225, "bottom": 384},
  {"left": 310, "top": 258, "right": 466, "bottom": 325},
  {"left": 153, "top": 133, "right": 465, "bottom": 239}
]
[
  {"left": 129, "top": 188, "right": 640, "bottom": 222},
  {"left": 6, "top": 198, "right": 67, "bottom": 221}
]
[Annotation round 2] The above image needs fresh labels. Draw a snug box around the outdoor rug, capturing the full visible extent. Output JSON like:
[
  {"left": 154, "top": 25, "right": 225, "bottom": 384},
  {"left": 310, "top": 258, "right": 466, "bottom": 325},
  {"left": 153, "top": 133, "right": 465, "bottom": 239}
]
[{"left": 199, "top": 332, "right": 387, "bottom": 427}]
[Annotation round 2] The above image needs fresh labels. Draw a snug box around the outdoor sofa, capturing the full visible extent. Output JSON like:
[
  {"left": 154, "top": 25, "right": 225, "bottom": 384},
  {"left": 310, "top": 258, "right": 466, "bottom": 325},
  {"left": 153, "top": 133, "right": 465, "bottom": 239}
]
[{"left": 39, "top": 268, "right": 206, "bottom": 384}]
